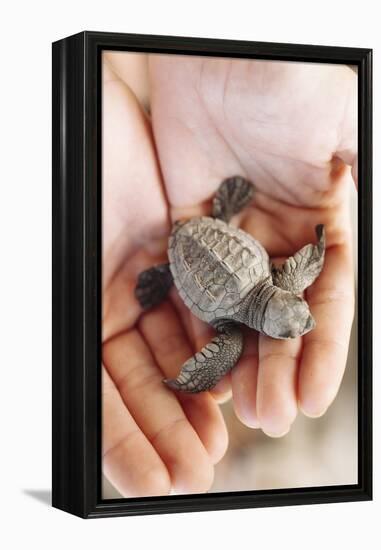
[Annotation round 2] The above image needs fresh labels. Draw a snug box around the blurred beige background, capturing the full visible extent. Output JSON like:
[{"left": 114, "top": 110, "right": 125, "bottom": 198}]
[{"left": 102, "top": 52, "right": 358, "bottom": 498}]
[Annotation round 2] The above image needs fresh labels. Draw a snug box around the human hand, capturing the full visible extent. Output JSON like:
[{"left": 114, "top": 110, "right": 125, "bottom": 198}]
[
  {"left": 101, "top": 59, "right": 228, "bottom": 497},
  {"left": 148, "top": 56, "right": 357, "bottom": 437}
]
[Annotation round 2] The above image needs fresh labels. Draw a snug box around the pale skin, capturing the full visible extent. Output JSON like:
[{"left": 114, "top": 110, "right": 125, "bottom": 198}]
[{"left": 102, "top": 53, "right": 357, "bottom": 497}]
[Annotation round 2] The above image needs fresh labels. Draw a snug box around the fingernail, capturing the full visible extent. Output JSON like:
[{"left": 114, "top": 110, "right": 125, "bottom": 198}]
[
  {"left": 212, "top": 390, "right": 232, "bottom": 404},
  {"left": 210, "top": 375, "right": 231, "bottom": 401},
  {"left": 234, "top": 405, "right": 261, "bottom": 429},
  {"left": 242, "top": 416, "right": 261, "bottom": 429},
  {"left": 300, "top": 403, "right": 328, "bottom": 418},
  {"left": 262, "top": 425, "right": 290, "bottom": 438}
]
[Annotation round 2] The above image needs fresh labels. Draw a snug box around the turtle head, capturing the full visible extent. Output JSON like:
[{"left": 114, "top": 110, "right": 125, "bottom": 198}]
[{"left": 262, "top": 291, "right": 315, "bottom": 339}]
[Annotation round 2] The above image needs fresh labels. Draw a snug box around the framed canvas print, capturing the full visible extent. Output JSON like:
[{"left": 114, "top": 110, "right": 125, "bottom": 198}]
[{"left": 52, "top": 31, "right": 372, "bottom": 518}]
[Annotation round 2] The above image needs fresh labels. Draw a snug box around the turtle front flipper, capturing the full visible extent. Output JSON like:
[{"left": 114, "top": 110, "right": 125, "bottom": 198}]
[
  {"left": 163, "top": 321, "right": 243, "bottom": 393},
  {"left": 272, "top": 225, "right": 326, "bottom": 294},
  {"left": 212, "top": 176, "right": 254, "bottom": 222},
  {"left": 135, "top": 263, "right": 173, "bottom": 310}
]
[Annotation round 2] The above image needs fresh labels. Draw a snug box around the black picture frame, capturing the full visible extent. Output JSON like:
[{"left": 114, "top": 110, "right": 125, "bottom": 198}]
[{"left": 52, "top": 31, "right": 372, "bottom": 519}]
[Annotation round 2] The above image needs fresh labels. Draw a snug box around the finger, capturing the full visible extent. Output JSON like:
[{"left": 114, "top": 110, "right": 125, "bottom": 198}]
[
  {"left": 298, "top": 244, "right": 354, "bottom": 417},
  {"left": 103, "top": 247, "right": 168, "bottom": 342},
  {"left": 211, "top": 375, "right": 233, "bottom": 404},
  {"left": 103, "top": 63, "right": 169, "bottom": 288},
  {"left": 190, "top": 314, "right": 233, "bottom": 402},
  {"left": 257, "top": 335, "right": 301, "bottom": 437},
  {"left": 138, "top": 301, "right": 228, "bottom": 464},
  {"left": 102, "top": 367, "right": 171, "bottom": 497},
  {"left": 104, "top": 51, "right": 150, "bottom": 108},
  {"left": 231, "top": 329, "right": 260, "bottom": 428},
  {"left": 103, "top": 329, "right": 214, "bottom": 494}
]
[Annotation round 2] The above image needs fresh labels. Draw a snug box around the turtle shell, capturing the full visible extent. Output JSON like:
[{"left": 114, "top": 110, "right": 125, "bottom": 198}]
[{"left": 168, "top": 217, "right": 270, "bottom": 323}]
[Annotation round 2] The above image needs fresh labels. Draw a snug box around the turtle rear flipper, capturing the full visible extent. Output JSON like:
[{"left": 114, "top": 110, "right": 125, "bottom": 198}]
[
  {"left": 212, "top": 176, "right": 254, "bottom": 223},
  {"left": 272, "top": 225, "right": 326, "bottom": 294},
  {"left": 163, "top": 321, "right": 243, "bottom": 393},
  {"left": 135, "top": 263, "right": 173, "bottom": 310}
]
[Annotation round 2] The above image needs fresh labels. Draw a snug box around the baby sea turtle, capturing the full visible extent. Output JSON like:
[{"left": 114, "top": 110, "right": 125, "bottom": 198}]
[{"left": 135, "top": 176, "right": 325, "bottom": 393}]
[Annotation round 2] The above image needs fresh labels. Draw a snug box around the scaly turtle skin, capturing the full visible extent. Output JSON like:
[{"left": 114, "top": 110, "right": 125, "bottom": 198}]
[{"left": 135, "top": 176, "right": 325, "bottom": 393}]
